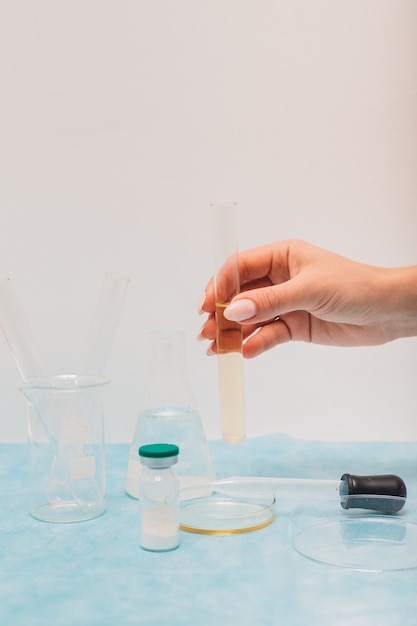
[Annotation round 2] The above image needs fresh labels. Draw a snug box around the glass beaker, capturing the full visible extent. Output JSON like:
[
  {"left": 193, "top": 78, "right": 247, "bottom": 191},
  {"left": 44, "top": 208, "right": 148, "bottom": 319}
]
[
  {"left": 125, "top": 331, "right": 215, "bottom": 499},
  {"left": 21, "top": 374, "right": 109, "bottom": 522}
]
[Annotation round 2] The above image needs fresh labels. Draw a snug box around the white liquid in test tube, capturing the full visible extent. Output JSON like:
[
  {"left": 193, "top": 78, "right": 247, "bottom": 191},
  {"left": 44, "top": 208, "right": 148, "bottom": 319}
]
[
  {"left": 217, "top": 351, "right": 245, "bottom": 443},
  {"left": 211, "top": 202, "right": 246, "bottom": 444}
]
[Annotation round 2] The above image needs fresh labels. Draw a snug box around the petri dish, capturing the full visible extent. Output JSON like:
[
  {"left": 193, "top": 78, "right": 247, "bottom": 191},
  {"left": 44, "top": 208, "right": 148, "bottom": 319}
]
[
  {"left": 180, "top": 492, "right": 275, "bottom": 535},
  {"left": 291, "top": 495, "right": 417, "bottom": 572}
]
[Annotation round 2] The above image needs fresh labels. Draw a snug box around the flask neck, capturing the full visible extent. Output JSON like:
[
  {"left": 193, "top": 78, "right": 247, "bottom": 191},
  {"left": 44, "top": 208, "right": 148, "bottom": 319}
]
[{"left": 142, "top": 331, "right": 195, "bottom": 410}]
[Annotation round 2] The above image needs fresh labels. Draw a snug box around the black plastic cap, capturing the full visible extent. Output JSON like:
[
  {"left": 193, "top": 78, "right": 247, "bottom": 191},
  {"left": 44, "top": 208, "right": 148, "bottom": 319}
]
[{"left": 340, "top": 473, "right": 407, "bottom": 513}]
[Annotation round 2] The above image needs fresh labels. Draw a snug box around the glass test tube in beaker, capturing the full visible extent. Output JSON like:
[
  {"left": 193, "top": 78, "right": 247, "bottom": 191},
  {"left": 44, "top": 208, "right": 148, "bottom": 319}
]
[{"left": 211, "top": 202, "right": 246, "bottom": 444}]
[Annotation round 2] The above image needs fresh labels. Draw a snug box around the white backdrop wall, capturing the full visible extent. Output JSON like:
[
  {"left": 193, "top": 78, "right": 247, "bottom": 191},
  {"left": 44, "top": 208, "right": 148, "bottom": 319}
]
[{"left": 0, "top": 1, "right": 416, "bottom": 443}]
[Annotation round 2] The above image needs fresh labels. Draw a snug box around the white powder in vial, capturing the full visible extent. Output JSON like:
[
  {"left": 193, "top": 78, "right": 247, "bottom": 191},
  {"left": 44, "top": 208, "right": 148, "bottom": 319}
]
[{"left": 141, "top": 503, "right": 179, "bottom": 551}]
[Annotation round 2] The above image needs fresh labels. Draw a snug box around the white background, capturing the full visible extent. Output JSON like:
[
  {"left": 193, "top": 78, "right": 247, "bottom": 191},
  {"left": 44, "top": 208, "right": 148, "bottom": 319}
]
[{"left": 0, "top": 0, "right": 416, "bottom": 443}]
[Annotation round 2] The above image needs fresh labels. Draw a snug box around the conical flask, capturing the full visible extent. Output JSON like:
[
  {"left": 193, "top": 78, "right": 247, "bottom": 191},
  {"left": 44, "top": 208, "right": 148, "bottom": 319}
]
[{"left": 125, "top": 330, "right": 215, "bottom": 499}]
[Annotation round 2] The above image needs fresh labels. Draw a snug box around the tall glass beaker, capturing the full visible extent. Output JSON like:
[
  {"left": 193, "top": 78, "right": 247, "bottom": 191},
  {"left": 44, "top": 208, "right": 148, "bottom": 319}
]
[
  {"left": 21, "top": 374, "right": 109, "bottom": 522},
  {"left": 125, "top": 331, "right": 215, "bottom": 499}
]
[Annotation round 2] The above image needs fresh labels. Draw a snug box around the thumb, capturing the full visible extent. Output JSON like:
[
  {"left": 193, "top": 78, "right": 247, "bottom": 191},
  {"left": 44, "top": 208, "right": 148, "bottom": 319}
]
[{"left": 224, "top": 279, "right": 310, "bottom": 324}]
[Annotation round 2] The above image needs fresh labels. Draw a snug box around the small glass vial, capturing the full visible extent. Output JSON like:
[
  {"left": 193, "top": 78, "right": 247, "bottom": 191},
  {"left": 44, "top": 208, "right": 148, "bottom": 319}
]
[{"left": 138, "top": 443, "right": 180, "bottom": 552}]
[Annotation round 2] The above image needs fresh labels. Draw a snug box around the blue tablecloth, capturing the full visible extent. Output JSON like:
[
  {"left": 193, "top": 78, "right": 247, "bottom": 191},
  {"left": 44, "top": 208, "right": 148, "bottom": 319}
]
[{"left": 1, "top": 433, "right": 417, "bottom": 626}]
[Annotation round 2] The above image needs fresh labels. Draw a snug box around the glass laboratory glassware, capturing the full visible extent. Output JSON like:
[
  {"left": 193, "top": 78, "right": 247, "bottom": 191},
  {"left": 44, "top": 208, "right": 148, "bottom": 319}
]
[
  {"left": 139, "top": 443, "right": 180, "bottom": 552},
  {"left": 21, "top": 374, "right": 109, "bottom": 522},
  {"left": 125, "top": 330, "right": 215, "bottom": 499},
  {"left": 211, "top": 202, "right": 246, "bottom": 444}
]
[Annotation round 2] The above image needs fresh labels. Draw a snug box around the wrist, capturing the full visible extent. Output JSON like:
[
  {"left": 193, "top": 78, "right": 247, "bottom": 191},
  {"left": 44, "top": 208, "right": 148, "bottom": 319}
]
[{"left": 384, "top": 266, "right": 417, "bottom": 339}]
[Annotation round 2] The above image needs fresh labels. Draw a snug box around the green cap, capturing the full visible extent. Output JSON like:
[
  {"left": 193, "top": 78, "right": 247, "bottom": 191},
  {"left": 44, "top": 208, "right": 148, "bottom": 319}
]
[{"left": 138, "top": 443, "right": 179, "bottom": 459}]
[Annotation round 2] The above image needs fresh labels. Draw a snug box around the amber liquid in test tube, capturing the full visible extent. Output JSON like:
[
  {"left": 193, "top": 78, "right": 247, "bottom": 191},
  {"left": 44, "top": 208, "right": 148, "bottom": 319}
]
[{"left": 211, "top": 202, "right": 246, "bottom": 444}]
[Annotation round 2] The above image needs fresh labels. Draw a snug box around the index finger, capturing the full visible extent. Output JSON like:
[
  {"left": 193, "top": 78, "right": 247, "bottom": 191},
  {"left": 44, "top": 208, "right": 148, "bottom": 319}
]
[{"left": 200, "top": 241, "right": 292, "bottom": 313}]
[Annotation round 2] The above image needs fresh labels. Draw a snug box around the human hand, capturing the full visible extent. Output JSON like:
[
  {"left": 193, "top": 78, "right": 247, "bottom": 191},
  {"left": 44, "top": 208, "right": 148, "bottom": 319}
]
[{"left": 198, "top": 239, "right": 417, "bottom": 358}]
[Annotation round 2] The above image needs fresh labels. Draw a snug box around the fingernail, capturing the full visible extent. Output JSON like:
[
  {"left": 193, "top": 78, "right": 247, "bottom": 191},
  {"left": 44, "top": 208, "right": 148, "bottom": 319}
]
[
  {"left": 206, "top": 343, "right": 216, "bottom": 356},
  {"left": 224, "top": 299, "right": 257, "bottom": 322},
  {"left": 196, "top": 324, "right": 206, "bottom": 341},
  {"left": 198, "top": 293, "right": 206, "bottom": 314}
]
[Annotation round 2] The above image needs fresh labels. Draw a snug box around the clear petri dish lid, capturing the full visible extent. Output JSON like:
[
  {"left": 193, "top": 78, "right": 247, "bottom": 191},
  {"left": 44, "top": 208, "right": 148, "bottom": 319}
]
[
  {"left": 291, "top": 495, "right": 417, "bottom": 572},
  {"left": 179, "top": 492, "right": 275, "bottom": 535}
]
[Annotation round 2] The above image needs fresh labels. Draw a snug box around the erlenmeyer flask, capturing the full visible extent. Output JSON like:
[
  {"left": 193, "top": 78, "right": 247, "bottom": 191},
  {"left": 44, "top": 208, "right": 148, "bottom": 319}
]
[{"left": 125, "top": 331, "right": 215, "bottom": 499}]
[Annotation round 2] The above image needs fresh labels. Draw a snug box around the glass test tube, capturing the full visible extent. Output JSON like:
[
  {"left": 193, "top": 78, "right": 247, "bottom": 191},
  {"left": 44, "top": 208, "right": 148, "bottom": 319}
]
[
  {"left": 78, "top": 272, "right": 131, "bottom": 376},
  {"left": 211, "top": 202, "right": 246, "bottom": 444},
  {"left": 0, "top": 278, "right": 46, "bottom": 380}
]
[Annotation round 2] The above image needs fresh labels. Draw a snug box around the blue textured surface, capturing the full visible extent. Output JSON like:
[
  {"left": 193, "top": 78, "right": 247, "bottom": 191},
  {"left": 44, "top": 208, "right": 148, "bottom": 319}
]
[{"left": 1, "top": 434, "right": 417, "bottom": 626}]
